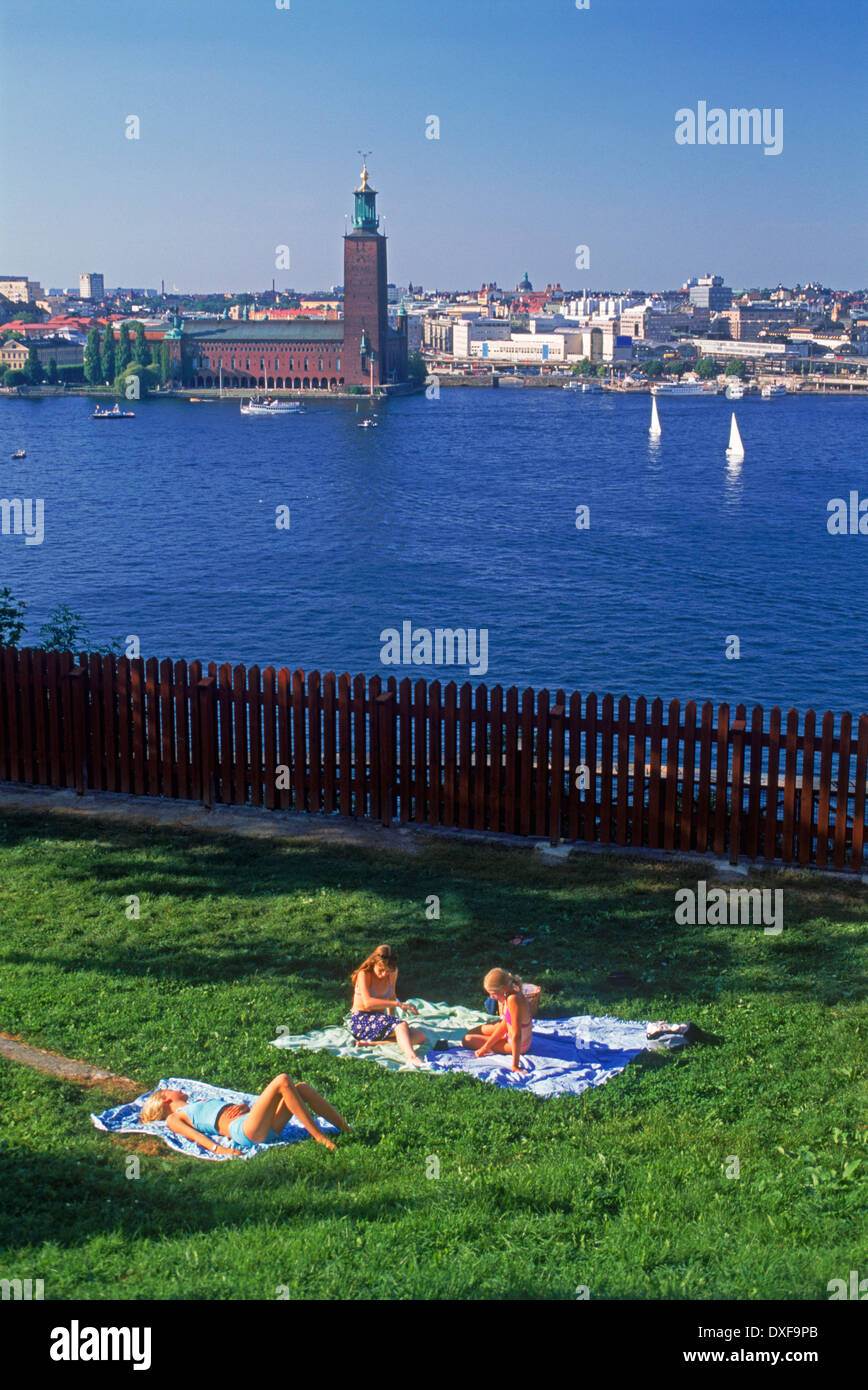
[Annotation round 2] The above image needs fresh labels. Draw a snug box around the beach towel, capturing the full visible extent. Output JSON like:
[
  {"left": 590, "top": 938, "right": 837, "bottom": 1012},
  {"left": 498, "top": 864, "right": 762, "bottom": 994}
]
[
  {"left": 270, "top": 1001, "right": 660, "bottom": 1098},
  {"left": 426, "top": 1012, "right": 651, "bottom": 1097},
  {"left": 271, "top": 999, "right": 491, "bottom": 1071},
  {"left": 90, "top": 1076, "right": 338, "bottom": 1160}
]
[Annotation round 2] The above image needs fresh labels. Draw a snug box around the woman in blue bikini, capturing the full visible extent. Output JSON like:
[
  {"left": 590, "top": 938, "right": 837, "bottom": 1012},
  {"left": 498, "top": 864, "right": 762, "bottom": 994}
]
[
  {"left": 350, "top": 943, "right": 427, "bottom": 1069},
  {"left": 139, "top": 1073, "right": 349, "bottom": 1156}
]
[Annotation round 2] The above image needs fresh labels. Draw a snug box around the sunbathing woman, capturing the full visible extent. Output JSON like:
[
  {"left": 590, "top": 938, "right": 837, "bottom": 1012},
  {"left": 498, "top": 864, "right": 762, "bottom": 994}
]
[
  {"left": 462, "top": 968, "right": 533, "bottom": 1073},
  {"left": 350, "top": 943, "right": 427, "bottom": 1069},
  {"left": 139, "top": 1072, "right": 349, "bottom": 1157}
]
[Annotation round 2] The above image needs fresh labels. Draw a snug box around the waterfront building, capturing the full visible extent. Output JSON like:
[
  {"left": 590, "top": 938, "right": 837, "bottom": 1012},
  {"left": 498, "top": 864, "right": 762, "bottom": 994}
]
[
  {"left": 721, "top": 305, "right": 799, "bottom": 340},
  {"left": 0, "top": 335, "right": 84, "bottom": 369},
  {"left": 167, "top": 164, "right": 408, "bottom": 390}
]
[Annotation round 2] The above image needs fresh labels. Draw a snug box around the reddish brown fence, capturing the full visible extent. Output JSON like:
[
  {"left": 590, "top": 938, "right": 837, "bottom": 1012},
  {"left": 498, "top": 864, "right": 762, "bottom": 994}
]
[{"left": 1, "top": 646, "right": 867, "bottom": 873}]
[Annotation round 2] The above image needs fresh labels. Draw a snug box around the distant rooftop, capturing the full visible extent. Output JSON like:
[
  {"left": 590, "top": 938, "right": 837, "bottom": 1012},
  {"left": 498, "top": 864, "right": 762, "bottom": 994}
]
[{"left": 184, "top": 320, "right": 344, "bottom": 343}]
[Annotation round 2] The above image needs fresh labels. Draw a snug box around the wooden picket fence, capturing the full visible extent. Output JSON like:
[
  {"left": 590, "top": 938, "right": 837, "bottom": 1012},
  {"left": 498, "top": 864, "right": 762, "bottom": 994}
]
[{"left": 1, "top": 646, "right": 867, "bottom": 872}]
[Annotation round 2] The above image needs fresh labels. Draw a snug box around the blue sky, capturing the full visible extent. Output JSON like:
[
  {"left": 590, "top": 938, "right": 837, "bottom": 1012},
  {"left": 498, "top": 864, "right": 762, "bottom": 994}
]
[{"left": 1, "top": 0, "right": 865, "bottom": 292}]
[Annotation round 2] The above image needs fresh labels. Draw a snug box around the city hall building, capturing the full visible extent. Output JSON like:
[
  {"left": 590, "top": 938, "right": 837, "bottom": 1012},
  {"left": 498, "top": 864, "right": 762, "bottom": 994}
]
[{"left": 167, "top": 164, "right": 408, "bottom": 391}]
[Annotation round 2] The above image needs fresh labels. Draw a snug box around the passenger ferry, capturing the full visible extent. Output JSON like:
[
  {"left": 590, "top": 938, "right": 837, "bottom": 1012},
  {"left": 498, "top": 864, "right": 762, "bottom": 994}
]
[
  {"left": 92, "top": 404, "right": 135, "bottom": 418},
  {"left": 651, "top": 380, "right": 712, "bottom": 397},
  {"left": 761, "top": 383, "right": 788, "bottom": 398},
  {"left": 240, "top": 394, "right": 302, "bottom": 415}
]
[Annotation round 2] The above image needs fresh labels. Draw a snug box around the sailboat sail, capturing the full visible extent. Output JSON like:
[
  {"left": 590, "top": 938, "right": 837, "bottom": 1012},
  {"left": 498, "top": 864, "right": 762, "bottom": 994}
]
[
  {"left": 726, "top": 412, "right": 744, "bottom": 460},
  {"left": 649, "top": 396, "right": 661, "bottom": 437}
]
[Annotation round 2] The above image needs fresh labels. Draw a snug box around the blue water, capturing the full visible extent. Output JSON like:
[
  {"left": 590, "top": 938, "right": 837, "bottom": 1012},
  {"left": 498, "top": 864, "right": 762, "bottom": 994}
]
[{"left": 2, "top": 389, "right": 867, "bottom": 715}]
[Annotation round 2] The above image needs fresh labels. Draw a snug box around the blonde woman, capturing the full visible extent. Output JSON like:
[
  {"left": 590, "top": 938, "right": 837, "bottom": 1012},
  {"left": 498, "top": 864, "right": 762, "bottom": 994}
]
[
  {"left": 461, "top": 969, "right": 533, "bottom": 1072},
  {"left": 138, "top": 1073, "right": 349, "bottom": 1157}
]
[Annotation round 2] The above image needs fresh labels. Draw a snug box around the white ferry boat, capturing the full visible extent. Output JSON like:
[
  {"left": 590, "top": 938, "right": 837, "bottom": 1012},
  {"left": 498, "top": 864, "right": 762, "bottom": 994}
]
[
  {"left": 651, "top": 381, "right": 712, "bottom": 397},
  {"left": 761, "top": 384, "right": 788, "bottom": 398},
  {"left": 92, "top": 404, "right": 135, "bottom": 418},
  {"left": 725, "top": 381, "right": 745, "bottom": 400},
  {"left": 240, "top": 394, "right": 302, "bottom": 415}
]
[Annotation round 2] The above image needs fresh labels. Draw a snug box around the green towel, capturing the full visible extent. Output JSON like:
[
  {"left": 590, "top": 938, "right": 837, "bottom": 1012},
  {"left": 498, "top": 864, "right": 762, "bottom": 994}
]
[{"left": 270, "top": 998, "right": 491, "bottom": 1072}]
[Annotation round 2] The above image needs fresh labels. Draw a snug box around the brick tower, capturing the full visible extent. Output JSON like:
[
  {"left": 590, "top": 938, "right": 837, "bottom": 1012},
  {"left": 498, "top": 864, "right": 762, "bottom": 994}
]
[{"left": 343, "top": 160, "right": 390, "bottom": 387}]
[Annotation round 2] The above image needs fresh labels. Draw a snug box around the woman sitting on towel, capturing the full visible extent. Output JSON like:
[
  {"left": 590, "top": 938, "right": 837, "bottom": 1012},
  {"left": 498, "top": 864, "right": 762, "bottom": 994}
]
[
  {"left": 350, "top": 943, "right": 427, "bottom": 1069},
  {"left": 462, "top": 969, "right": 533, "bottom": 1072},
  {"left": 139, "top": 1073, "right": 349, "bottom": 1157}
]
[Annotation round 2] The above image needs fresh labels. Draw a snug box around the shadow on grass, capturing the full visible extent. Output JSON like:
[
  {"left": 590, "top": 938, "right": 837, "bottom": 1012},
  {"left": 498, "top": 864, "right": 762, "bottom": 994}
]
[{"left": 1, "top": 810, "right": 865, "bottom": 1012}]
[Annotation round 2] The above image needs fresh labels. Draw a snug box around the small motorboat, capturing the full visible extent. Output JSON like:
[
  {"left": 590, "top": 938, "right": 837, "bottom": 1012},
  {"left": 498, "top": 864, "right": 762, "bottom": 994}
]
[
  {"left": 93, "top": 404, "right": 135, "bottom": 418},
  {"left": 11, "top": 449, "right": 26, "bottom": 459},
  {"left": 358, "top": 418, "right": 378, "bottom": 428}
]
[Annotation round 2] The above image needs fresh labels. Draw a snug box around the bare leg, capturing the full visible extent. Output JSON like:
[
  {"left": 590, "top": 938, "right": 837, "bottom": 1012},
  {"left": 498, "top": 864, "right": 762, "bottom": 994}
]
[
  {"left": 243, "top": 1073, "right": 336, "bottom": 1150},
  {"left": 391, "top": 1019, "right": 426, "bottom": 1068},
  {"left": 461, "top": 1022, "right": 499, "bottom": 1047},
  {"left": 290, "top": 1082, "right": 350, "bottom": 1133}
]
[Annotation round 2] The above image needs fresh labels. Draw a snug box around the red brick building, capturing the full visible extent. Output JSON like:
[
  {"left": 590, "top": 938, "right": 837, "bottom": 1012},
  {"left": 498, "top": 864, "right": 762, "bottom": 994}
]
[{"left": 171, "top": 164, "right": 408, "bottom": 391}]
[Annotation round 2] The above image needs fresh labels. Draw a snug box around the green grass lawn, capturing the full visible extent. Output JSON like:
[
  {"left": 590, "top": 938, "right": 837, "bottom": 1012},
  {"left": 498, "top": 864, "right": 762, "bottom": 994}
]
[{"left": 0, "top": 809, "right": 866, "bottom": 1300}]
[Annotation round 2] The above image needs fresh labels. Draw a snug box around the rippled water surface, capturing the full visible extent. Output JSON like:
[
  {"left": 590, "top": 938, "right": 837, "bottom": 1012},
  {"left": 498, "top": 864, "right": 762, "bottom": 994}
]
[{"left": 2, "top": 388, "right": 867, "bottom": 714}]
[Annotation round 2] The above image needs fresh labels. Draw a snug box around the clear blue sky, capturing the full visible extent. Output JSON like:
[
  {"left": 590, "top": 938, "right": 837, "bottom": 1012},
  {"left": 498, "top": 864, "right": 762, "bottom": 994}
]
[{"left": 1, "top": 0, "right": 865, "bottom": 293}]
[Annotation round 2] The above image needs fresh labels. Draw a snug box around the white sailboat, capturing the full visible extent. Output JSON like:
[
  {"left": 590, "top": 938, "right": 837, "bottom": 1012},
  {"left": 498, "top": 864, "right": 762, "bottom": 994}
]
[
  {"left": 649, "top": 394, "right": 661, "bottom": 438},
  {"left": 725, "top": 412, "right": 744, "bottom": 462}
]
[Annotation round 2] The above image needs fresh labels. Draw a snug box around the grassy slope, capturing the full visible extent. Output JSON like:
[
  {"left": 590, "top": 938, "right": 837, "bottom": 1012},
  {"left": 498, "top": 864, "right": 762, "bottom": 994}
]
[{"left": 0, "top": 810, "right": 865, "bottom": 1300}]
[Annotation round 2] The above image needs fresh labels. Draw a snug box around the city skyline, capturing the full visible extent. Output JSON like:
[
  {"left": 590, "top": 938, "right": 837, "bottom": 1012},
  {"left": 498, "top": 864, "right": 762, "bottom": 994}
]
[{"left": 2, "top": 0, "right": 866, "bottom": 291}]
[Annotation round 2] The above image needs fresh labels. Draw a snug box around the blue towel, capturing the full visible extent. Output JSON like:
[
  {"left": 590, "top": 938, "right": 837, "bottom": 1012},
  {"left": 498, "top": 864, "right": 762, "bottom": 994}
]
[
  {"left": 90, "top": 1076, "right": 338, "bottom": 1160},
  {"left": 425, "top": 1014, "right": 650, "bottom": 1098}
]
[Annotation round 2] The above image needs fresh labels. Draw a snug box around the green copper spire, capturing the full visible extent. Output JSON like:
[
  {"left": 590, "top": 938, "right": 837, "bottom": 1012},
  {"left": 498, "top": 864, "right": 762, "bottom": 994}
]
[{"left": 352, "top": 159, "right": 379, "bottom": 233}]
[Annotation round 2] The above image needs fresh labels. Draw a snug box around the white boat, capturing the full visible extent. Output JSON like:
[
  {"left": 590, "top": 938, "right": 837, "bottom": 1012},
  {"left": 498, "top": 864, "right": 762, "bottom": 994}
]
[
  {"left": 725, "top": 412, "right": 745, "bottom": 462},
  {"left": 761, "top": 384, "right": 788, "bottom": 398},
  {"left": 581, "top": 379, "right": 604, "bottom": 392},
  {"left": 725, "top": 381, "right": 745, "bottom": 400},
  {"left": 649, "top": 395, "right": 661, "bottom": 438},
  {"left": 240, "top": 394, "right": 302, "bottom": 415},
  {"left": 564, "top": 378, "right": 581, "bottom": 391},
  {"left": 93, "top": 404, "right": 135, "bottom": 418},
  {"left": 11, "top": 449, "right": 26, "bottom": 458},
  {"left": 651, "top": 381, "right": 711, "bottom": 396}
]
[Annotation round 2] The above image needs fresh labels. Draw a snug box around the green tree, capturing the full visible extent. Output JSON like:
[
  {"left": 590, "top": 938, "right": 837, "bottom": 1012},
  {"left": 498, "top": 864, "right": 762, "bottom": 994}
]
[
  {"left": 38, "top": 604, "right": 89, "bottom": 652},
  {"left": 132, "top": 322, "right": 152, "bottom": 366},
  {"left": 725, "top": 359, "right": 748, "bottom": 380},
  {"left": 159, "top": 340, "right": 171, "bottom": 385},
  {"left": 101, "top": 324, "right": 116, "bottom": 381},
  {"left": 25, "top": 343, "right": 45, "bottom": 385},
  {"left": 116, "top": 323, "right": 132, "bottom": 372},
  {"left": 696, "top": 356, "right": 717, "bottom": 379},
  {"left": 84, "top": 326, "right": 102, "bottom": 385},
  {"left": 668, "top": 358, "right": 688, "bottom": 377},
  {"left": 407, "top": 351, "right": 427, "bottom": 387},
  {"left": 47, "top": 358, "right": 59, "bottom": 384},
  {"left": 643, "top": 359, "right": 664, "bottom": 378},
  {"left": 0, "top": 585, "right": 27, "bottom": 646},
  {"left": 3, "top": 368, "right": 28, "bottom": 387}
]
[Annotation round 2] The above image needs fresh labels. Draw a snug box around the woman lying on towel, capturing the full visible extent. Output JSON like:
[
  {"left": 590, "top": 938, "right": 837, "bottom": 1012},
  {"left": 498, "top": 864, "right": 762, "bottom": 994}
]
[
  {"left": 462, "top": 969, "right": 533, "bottom": 1072},
  {"left": 350, "top": 943, "right": 427, "bottom": 1069},
  {"left": 139, "top": 1073, "right": 349, "bottom": 1156}
]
